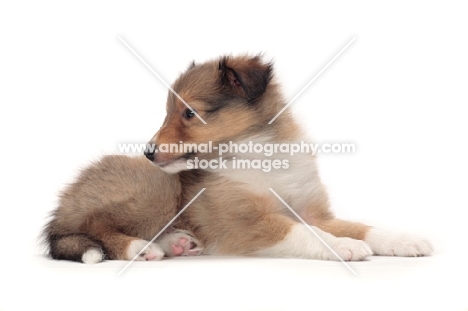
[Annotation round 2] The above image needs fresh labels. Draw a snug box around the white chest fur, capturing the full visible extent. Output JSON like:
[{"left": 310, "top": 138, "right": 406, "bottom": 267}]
[{"left": 214, "top": 150, "right": 323, "bottom": 214}]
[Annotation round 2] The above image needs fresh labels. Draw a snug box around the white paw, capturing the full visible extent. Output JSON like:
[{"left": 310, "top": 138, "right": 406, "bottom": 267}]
[
  {"left": 254, "top": 224, "right": 372, "bottom": 261},
  {"left": 157, "top": 229, "right": 204, "bottom": 257},
  {"left": 126, "top": 239, "right": 165, "bottom": 261},
  {"left": 365, "top": 228, "right": 433, "bottom": 256},
  {"left": 325, "top": 237, "right": 373, "bottom": 261},
  {"left": 81, "top": 247, "right": 104, "bottom": 264}
]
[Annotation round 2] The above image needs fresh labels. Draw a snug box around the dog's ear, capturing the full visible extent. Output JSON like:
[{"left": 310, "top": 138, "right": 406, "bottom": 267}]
[{"left": 219, "top": 55, "right": 273, "bottom": 101}]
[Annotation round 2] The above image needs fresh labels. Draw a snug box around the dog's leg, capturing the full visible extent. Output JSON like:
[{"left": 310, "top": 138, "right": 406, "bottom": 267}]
[
  {"left": 312, "top": 218, "right": 433, "bottom": 257},
  {"left": 84, "top": 217, "right": 165, "bottom": 262},
  {"left": 253, "top": 221, "right": 372, "bottom": 261},
  {"left": 86, "top": 221, "right": 204, "bottom": 261},
  {"left": 93, "top": 231, "right": 165, "bottom": 261},
  {"left": 85, "top": 229, "right": 205, "bottom": 262},
  {"left": 300, "top": 187, "right": 433, "bottom": 257},
  {"left": 191, "top": 194, "right": 371, "bottom": 261},
  {"left": 313, "top": 218, "right": 370, "bottom": 240}
]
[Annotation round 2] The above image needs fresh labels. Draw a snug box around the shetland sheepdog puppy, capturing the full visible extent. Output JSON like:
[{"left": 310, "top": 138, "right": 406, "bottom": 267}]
[{"left": 43, "top": 55, "right": 432, "bottom": 263}]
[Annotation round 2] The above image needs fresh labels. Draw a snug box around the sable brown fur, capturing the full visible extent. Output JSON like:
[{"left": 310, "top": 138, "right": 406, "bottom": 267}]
[{"left": 43, "top": 155, "right": 180, "bottom": 261}]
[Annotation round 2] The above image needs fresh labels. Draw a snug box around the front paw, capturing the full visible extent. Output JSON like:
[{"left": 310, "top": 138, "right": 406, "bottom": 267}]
[
  {"left": 365, "top": 228, "right": 433, "bottom": 256},
  {"left": 324, "top": 237, "right": 373, "bottom": 261}
]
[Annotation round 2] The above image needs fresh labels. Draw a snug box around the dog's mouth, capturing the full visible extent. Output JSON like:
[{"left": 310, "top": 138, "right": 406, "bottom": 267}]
[{"left": 154, "top": 152, "right": 196, "bottom": 168}]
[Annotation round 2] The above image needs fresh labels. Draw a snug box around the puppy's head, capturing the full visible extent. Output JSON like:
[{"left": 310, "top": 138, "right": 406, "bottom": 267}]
[{"left": 145, "top": 55, "right": 285, "bottom": 173}]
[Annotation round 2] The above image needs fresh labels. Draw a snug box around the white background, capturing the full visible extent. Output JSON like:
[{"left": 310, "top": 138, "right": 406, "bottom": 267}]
[{"left": 1, "top": 1, "right": 467, "bottom": 310}]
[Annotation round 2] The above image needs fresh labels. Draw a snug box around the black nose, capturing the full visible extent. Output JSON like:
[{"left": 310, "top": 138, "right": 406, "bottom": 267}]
[{"left": 144, "top": 145, "right": 155, "bottom": 161}]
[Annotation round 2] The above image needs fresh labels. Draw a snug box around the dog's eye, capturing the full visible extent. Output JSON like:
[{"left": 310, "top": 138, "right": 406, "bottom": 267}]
[{"left": 183, "top": 109, "right": 195, "bottom": 119}]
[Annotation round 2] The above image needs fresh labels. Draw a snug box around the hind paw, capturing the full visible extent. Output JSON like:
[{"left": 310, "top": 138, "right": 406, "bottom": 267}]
[
  {"left": 158, "top": 230, "right": 204, "bottom": 257},
  {"left": 126, "top": 239, "right": 165, "bottom": 261}
]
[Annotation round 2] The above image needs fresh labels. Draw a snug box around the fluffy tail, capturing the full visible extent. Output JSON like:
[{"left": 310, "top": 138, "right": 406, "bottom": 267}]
[
  {"left": 43, "top": 219, "right": 105, "bottom": 264},
  {"left": 47, "top": 234, "right": 105, "bottom": 264}
]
